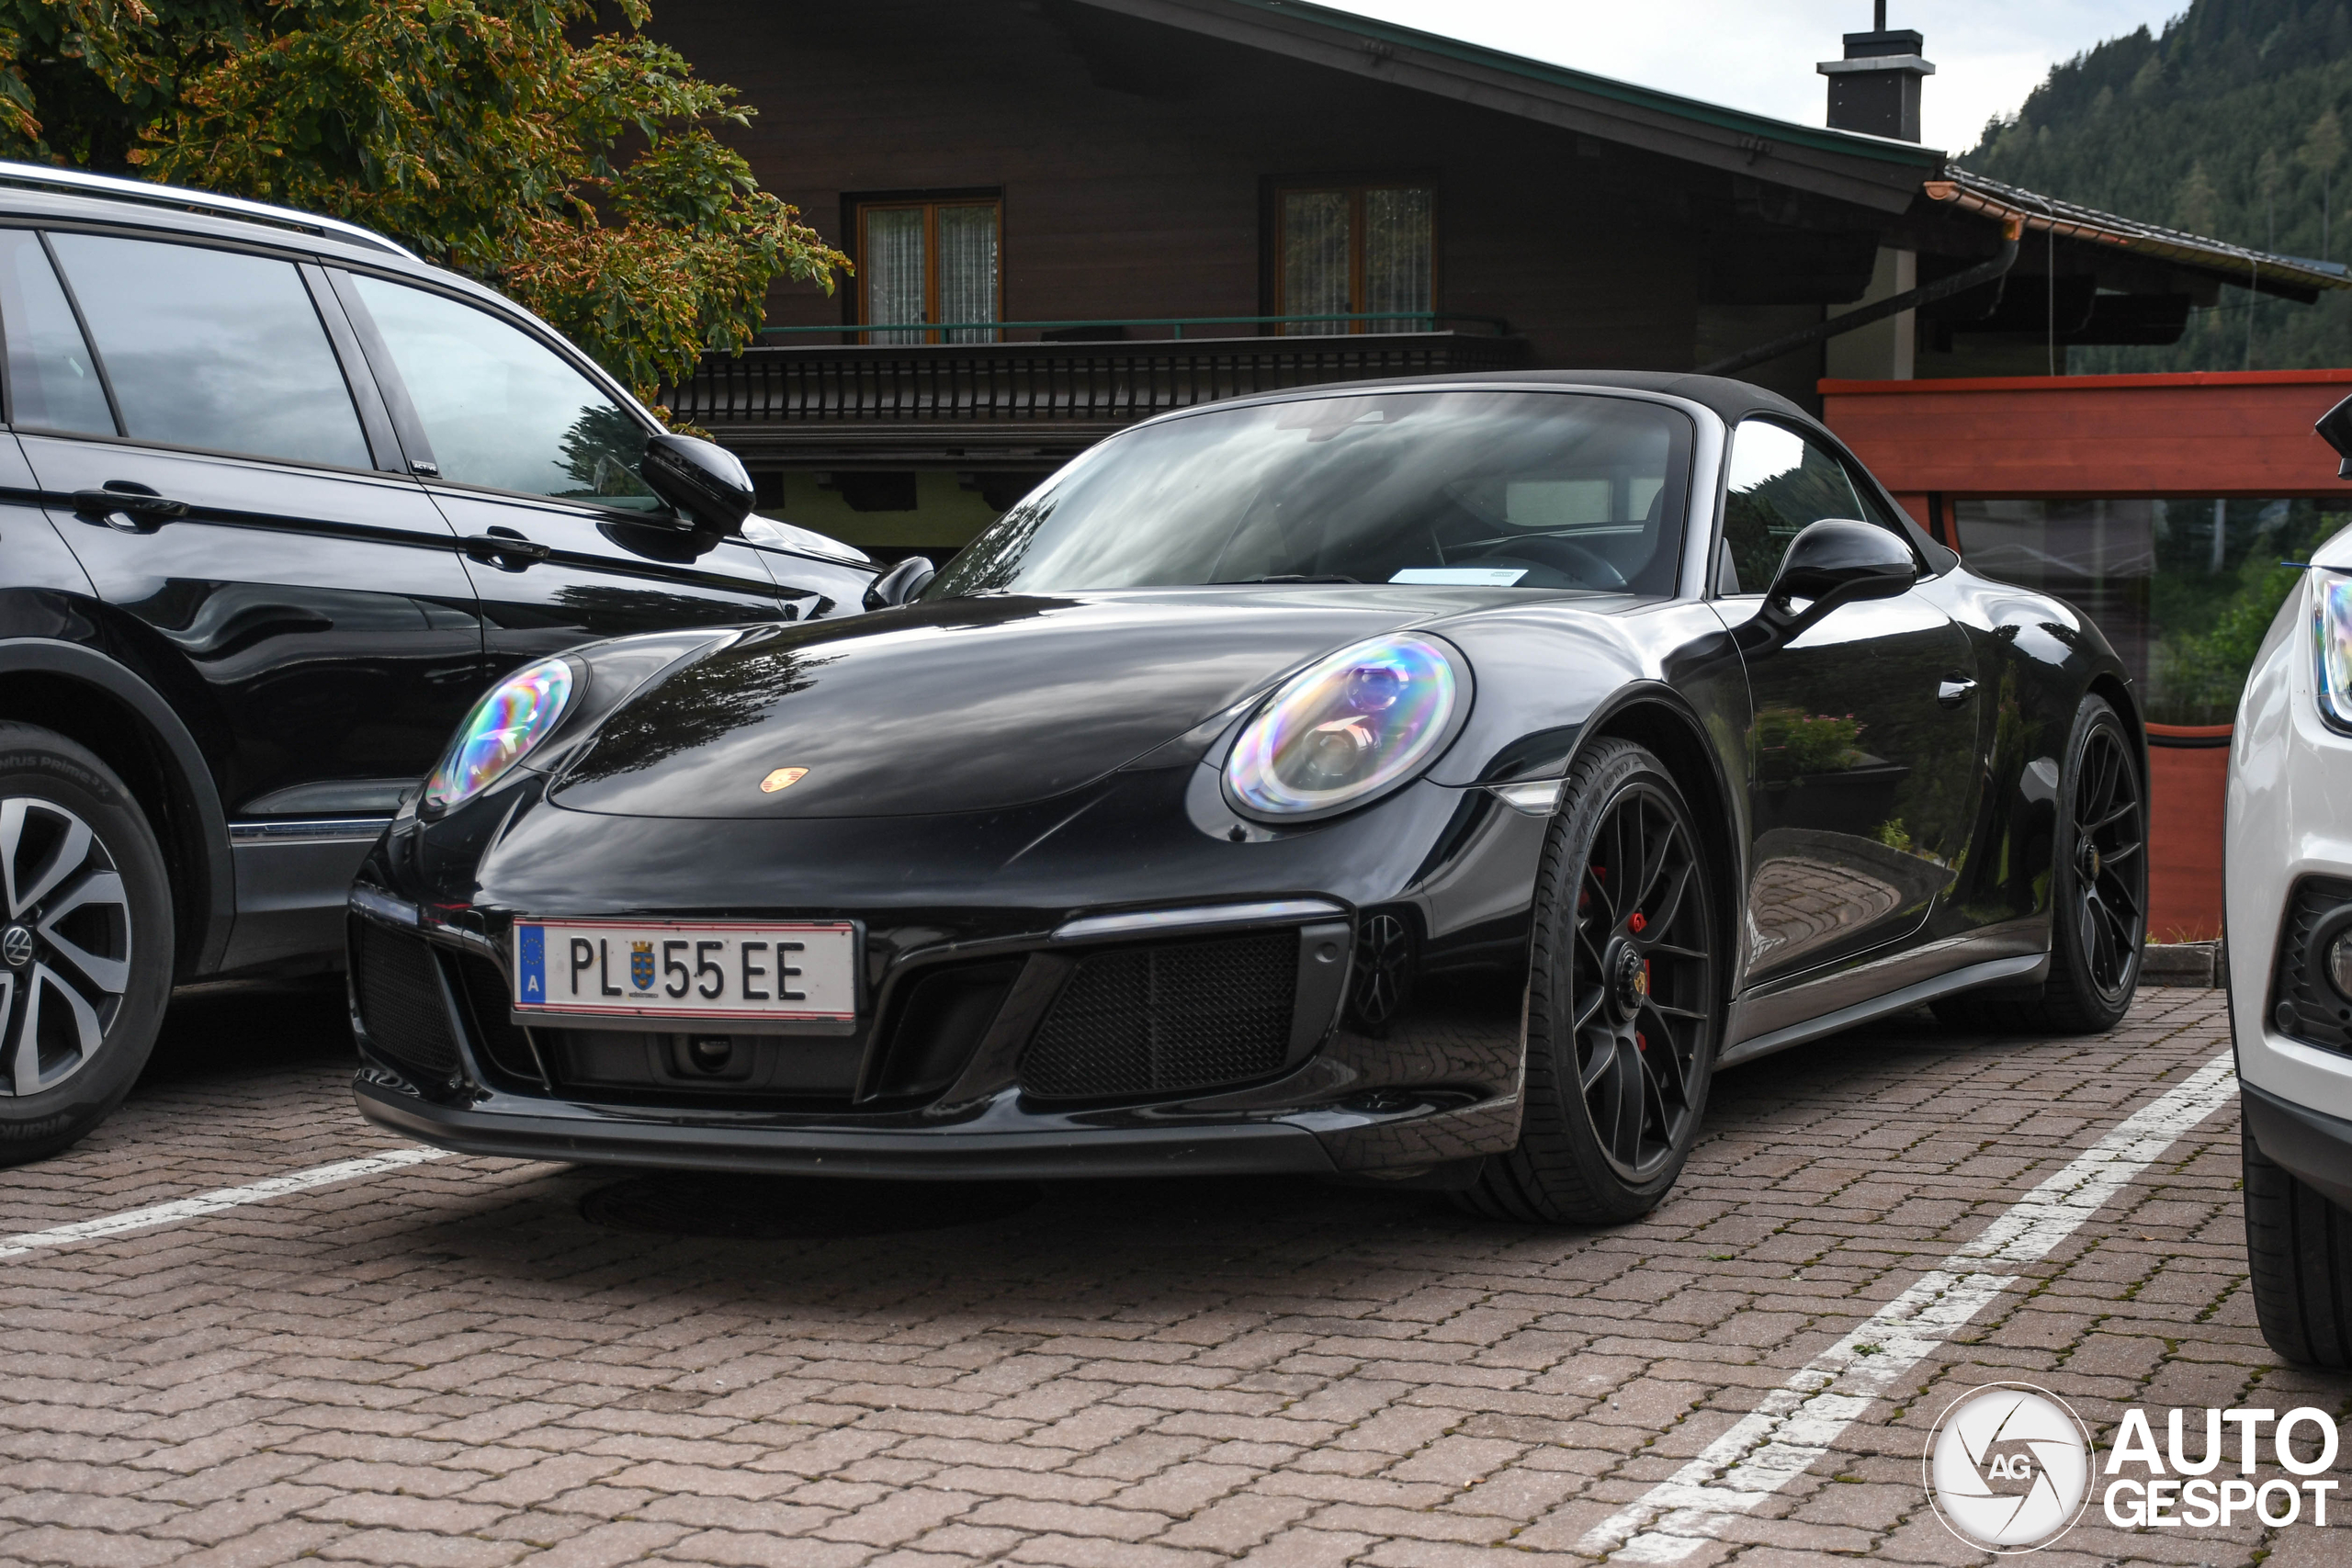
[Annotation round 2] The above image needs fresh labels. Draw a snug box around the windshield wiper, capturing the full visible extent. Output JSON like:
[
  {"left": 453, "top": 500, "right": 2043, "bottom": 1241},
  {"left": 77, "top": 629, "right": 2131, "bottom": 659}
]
[{"left": 1216, "top": 573, "right": 1362, "bottom": 584}]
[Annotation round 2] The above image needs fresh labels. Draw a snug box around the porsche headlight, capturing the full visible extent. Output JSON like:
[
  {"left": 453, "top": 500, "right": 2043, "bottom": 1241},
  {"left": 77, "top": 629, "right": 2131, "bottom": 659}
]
[
  {"left": 1225, "top": 634, "right": 1466, "bottom": 819},
  {"left": 2316, "top": 574, "right": 2352, "bottom": 732},
  {"left": 424, "top": 658, "right": 573, "bottom": 811}
]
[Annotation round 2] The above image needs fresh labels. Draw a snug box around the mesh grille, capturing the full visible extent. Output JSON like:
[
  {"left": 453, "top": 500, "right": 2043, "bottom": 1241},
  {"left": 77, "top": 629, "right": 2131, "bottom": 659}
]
[
  {"left": 353, "top": 921, "right": 460, "bottom": 1079},
  {"left": 455, "top": 953, "right": 540, "bottom": 1083},
  {"left": 2273, "top": 876, "right": 2352, "bottom": 1055},
  {"left": 1021, "top": 932, "right": 1296, "bottom": 1100}
]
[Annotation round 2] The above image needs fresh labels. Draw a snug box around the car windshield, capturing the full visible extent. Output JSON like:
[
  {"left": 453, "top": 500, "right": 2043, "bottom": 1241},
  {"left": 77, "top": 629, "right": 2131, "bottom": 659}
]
[{"left": 928, "top": 389, "right": 1693, "bottom": 598}]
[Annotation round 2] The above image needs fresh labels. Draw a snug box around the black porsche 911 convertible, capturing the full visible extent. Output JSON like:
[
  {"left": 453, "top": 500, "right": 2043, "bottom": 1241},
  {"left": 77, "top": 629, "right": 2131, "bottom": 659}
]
[{"left": 347, "top": 370, "right": 2147, "bottom": 1224}]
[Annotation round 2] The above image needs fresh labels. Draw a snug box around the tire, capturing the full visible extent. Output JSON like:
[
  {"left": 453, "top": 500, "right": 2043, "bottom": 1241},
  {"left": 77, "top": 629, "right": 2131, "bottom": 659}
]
[
  {"left": 0, "top": 724, "right": 173, "bottom": 1165},
  {"left": 1459, "top": 739, "right": 1724, "bottom": 1225},
  {"left": 2243, "top": 1121, "right": 2352, "bottom": 1368},
  {"left": 1933, "top": 694, "right": 2143, "bottom": 1035}
]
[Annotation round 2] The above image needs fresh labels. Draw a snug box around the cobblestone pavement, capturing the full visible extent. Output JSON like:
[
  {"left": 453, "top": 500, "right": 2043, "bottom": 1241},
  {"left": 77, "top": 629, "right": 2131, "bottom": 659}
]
[{"left": 0, "top": 981, "right": 2341, "bottom": 1567}]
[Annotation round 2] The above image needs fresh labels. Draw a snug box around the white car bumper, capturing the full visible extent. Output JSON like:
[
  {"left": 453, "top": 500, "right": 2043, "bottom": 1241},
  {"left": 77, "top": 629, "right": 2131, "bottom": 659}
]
[{"left": 2227, "top": 566, "right": 2352, "bottom": 1204}]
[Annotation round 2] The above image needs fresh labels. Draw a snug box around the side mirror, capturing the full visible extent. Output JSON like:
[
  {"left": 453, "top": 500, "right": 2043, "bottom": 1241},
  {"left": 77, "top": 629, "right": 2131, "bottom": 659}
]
[
  {"left": 2317, "top": 392, "right": 2352, "bottom": 479},
  {"left": 641, "top": 434, "right": 755, "bottom": 533},
  {"left": 1747, "top": 518, "right": 1917, "bottom": 647},
  {"left": 864, "top": 555, "right": 935, "bottom": 611}
]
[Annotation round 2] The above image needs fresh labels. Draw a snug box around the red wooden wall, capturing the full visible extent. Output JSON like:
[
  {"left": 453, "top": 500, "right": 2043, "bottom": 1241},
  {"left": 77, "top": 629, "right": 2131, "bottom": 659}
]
[
  {"left": 1824, "top": 369, "right": 2352, "bottom": 499},
  {"left": 1824, "top": 369, "right": 2352, "bottom": 945}
]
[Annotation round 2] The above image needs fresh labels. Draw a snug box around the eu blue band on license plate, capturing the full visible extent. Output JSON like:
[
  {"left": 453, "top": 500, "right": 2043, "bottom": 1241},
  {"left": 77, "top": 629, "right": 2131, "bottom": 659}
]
[
  {"left": 515, "top": 924, "right": 548, "bottom": 1004},
  {"left": 511, "top": 919, "right": 857, "bottom": 1023}
]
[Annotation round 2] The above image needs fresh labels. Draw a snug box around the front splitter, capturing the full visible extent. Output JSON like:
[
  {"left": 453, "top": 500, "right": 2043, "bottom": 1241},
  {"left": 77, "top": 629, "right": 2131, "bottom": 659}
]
[{"left": 355, "top": 1078, "right": 1340, "bottom": 1180}]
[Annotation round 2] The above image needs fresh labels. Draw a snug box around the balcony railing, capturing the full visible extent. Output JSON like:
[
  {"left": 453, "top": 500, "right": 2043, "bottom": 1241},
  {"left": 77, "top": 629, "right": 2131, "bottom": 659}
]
[
  {"left": 667, "top": 316, "right": 1533, "bottom": 467},
  {"left": 758, "top": 310, "right": 1518, "bottom": 344}
]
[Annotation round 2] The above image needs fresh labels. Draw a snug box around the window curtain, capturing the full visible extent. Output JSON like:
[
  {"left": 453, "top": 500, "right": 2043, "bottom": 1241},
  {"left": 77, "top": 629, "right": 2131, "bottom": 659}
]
[
  {"left": 1282, "top": 191, "right": 1350, "bottom": 335},
  {"left": 1363, "top": 187, "right": 1433, "bottom": 329},
  {"left": 865, "top": 208, "right": 925, "bottom": 344},
  {"left": 935, "top": 205, "right": 1000, "bottom": 344}
]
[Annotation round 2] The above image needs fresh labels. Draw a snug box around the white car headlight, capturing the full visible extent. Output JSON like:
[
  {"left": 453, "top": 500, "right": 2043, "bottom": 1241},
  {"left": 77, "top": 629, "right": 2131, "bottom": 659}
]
[
  {"left": 424, "top": 658, "right": 574, "bottom": 812},
  {"left": 1225, "top": 634, "right": 1468, "bottom": 820},
  {"left": 2314, "top": 573, "right": 2352, "bottom": 733}
]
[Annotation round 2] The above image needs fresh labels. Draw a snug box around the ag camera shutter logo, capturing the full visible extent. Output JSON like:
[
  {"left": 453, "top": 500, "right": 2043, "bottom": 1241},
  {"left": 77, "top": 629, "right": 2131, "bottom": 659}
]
[{"left": 1924, "top": 1383, "right": 2094, "bottom": 1551}]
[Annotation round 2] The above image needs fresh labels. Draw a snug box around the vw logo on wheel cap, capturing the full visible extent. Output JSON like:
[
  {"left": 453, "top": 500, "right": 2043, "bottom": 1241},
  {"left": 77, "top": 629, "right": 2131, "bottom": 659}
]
[{"left": 0, "top": 925, "right": 32, "bottom": 968}]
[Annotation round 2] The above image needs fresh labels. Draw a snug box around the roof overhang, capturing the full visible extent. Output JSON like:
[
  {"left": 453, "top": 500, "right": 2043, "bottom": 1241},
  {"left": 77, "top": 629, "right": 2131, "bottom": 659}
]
[
  {"left": 1930, "top": 169, "right": 2352, "bottom": 301},
  {"left": 1069, "top": 0, "right": 1942, "bottom": 214}
]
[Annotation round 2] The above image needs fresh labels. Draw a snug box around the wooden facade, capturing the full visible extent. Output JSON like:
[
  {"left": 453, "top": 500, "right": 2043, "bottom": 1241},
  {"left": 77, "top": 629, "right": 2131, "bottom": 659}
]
[
  {"left": 648, "top": 0, "right": 2340, "bottom": 558},
  {"left": 647, "top": 0, "right": 1944, "bottom": 550},
  {"left": 651, "top": 0, "right": 1917, "bottom": 380}
]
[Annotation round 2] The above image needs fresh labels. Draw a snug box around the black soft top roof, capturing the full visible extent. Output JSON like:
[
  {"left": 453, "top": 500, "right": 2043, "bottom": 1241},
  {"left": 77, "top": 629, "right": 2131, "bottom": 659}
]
[
  {"left": 1463, "top": 370, "right": 1815, "bottom": 426},
  {"left": 1193, "top": 367, "right": 1818, "bottom": 431}
]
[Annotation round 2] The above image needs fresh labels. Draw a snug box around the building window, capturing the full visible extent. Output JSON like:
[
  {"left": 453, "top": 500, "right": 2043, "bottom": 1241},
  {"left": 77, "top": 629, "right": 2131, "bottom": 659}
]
[
  {"left": 1953, "top": 497, "right": 2351, "bottom": 726},
  {"left": 856, "top": 198, "right": 1000, "bottom": 344},
  {"left": 1274, "top": 184, "right": 1433, "bottom": 335}
]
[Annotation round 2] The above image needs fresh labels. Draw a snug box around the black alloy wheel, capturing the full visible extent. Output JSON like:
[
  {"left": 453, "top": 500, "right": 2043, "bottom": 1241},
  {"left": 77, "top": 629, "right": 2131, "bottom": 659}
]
[
  {"left": 2066, "top": 710, "right": 2146, "bottom": 1004},
  {"left": 1463, "top": 739, "right": 1722, "bottom": 1224},
  {"left": 0, "top": 725, "right": 172, "bottom": 1165},
  {"left": 1936, "top": 695, "right": 2143, "bottom": 1035}
]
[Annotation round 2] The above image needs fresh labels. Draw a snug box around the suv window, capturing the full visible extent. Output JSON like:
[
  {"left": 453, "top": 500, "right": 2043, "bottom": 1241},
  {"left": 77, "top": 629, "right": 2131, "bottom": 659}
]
[
  {"left": 0, "top": 231, "right": 113, "bottom": 435},
  {"left": 348, "top": 276, "right": 660, "bottom": 511},
  {"left": 1719, "top": 417, "right": 1911, "bottom": 594},
  {"left": 44, "top": 232, "right": 370, "bottom": 469}
]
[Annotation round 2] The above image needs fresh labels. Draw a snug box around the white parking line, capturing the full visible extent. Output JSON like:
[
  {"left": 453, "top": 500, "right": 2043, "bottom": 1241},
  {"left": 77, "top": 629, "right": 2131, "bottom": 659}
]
[
  {"left": 1581, "top": 1050, "right": 2240, "bottom": 1563},
  {"left": 0, "top": 1146, "right": 448, "bottom": 1261}
]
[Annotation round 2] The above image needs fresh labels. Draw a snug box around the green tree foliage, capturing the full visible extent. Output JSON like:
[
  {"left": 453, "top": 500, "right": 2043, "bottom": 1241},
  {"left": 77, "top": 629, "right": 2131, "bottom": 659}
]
[
  {"left": 0, "top": 0, "right": 846, "bottom": 405},
  {"left": 1966, "top": 0, "right": 2352, "bottom": 371},
  {"left": 2175, "top": 158, "right": 2222, "bottom": 233}
]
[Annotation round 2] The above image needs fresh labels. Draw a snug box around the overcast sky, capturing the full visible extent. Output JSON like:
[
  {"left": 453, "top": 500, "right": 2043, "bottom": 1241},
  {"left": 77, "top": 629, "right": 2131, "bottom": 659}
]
[{"left": 1317, "top": 2, "right": 2188, "bottom": 153}]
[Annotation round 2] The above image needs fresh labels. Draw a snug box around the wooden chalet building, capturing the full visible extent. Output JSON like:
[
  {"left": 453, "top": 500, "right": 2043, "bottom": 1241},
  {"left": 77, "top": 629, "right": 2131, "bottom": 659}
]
[{"left": 650, "top": 0, "right": 2348, "bottom": 563}]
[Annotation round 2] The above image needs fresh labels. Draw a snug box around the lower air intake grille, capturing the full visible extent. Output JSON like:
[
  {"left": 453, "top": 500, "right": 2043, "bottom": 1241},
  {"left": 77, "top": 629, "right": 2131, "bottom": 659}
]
[
  {"left": 353, "top": 920, "right": 460, "bottom": 1080},
  {"left": 2273, "top": 876, "right": 2352, "bottom": 1056},
  {"left": 1021, "top": 931, "right": 1296, "bottom": 1100},
  {"left": 455, "top": 953, "right": 541, "bottom": 1083}
]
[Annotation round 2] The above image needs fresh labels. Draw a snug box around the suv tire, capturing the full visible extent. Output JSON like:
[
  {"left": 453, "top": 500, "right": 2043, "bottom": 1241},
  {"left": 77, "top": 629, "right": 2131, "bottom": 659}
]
[
  {"left": 0, "top": 724, "right": 172, "bottom": 1165},
  {"left": 2243, "top": 1120, "right": 2352, "bottom": 1368}
]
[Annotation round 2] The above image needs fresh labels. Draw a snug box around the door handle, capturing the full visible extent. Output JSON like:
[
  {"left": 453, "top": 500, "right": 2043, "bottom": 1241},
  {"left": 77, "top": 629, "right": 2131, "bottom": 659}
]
[
  {"left": 460, "top": 533, "right": 553, "bottom": 568},
  {"left": 1938, "top": 675, "right": 1979, "bottom": 707},
  {"left": 71, "top": 484, "right": 189, "bottom": 531}
]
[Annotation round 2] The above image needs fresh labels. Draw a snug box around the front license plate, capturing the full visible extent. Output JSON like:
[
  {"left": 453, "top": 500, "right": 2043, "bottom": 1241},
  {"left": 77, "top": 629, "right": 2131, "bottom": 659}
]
[{"left": 511, "top": 919, "right": 857, "bottom": 1028}]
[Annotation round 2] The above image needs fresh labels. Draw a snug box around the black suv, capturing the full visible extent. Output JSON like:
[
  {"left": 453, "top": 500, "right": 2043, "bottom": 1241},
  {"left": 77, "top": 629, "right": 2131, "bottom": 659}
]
[{"left": 0, "top": 163, "right": 877, "bottom": 1160}]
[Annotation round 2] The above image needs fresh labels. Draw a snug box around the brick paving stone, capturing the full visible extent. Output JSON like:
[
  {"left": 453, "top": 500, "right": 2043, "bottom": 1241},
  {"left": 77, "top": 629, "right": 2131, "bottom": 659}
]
[{"left": 0, "top": 982, "right": 2339, "bottom": 1565}]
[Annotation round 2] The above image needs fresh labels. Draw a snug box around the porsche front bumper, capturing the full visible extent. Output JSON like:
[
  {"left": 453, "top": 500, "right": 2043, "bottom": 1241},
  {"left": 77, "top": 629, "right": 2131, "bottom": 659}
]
[{"left": 347, "top": 770, "right": 1541, "bottom": 1179}]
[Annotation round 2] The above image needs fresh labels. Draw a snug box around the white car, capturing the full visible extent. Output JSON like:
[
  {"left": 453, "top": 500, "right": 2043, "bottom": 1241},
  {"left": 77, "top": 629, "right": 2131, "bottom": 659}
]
[{"left": 2225, "top": 394, "right": 2352, "bottom": 1367}]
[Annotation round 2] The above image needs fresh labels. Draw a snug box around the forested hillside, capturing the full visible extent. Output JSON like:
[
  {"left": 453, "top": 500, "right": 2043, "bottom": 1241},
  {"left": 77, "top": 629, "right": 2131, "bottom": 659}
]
[{"left": 1964, "top": 0, "right": 2352, "bottom": 370}]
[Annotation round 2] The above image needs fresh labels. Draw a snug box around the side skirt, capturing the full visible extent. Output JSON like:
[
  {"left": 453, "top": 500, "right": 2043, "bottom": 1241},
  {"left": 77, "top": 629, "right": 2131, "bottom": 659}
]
[{"left": 1715, "top": 952, "right": 2049, "bottom": 1070}]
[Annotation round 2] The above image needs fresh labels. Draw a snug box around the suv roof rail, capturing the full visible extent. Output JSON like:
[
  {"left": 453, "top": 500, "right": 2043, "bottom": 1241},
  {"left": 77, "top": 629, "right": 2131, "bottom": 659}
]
[{"left": 0, "top": 160, "right": 421, "bottom": 262}]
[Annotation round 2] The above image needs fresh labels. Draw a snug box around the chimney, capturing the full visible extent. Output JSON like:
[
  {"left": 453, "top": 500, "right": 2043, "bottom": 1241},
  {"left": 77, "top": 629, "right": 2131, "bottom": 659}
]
[{"left": 1817, "top": 1, "right": 1934, "bottom": 141}]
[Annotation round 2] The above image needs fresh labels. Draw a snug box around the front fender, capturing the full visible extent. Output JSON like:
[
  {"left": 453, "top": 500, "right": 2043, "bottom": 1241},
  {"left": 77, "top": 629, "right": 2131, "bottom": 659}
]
[{"left": 1424, "top": 599, "right": 1748, "bottom": 785}]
